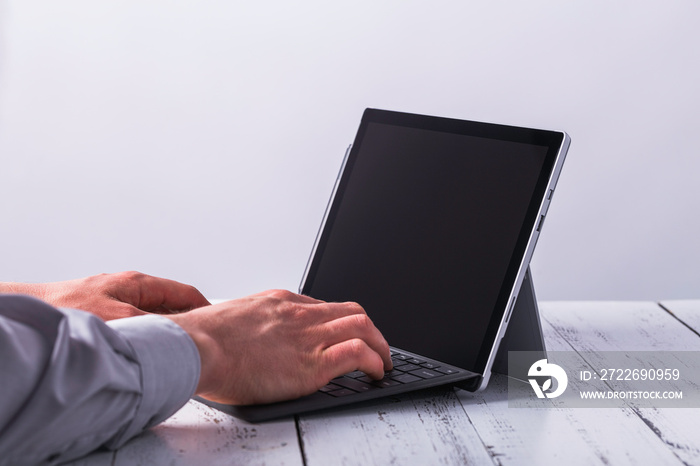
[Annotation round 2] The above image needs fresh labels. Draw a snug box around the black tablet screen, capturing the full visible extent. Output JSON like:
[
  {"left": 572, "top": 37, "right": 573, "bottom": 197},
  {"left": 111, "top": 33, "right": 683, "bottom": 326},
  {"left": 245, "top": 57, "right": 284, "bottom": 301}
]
[{"left": 302, "top": 110, "right": 555, "bottom": 373}]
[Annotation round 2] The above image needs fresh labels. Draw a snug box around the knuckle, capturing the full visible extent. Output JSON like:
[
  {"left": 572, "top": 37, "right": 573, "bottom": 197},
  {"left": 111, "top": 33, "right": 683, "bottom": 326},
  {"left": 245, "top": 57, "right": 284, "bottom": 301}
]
[
  {"left": 120, "top": 271, "right": 144, "bottom": 281},
  {"left": 269, "top": 289, "right": 295, "bottom": 300},
  {"left": 281, "top": 304, "right": 302, "bottom": 321},
  {"left": 345, "top": 301, "right": 366, "bottom": 315},
  {"left": 347, "top": 338, "right": 367, "bottom": 357},
  {"left": 266, "top": 295, "right": 306, "bottom": 320},
  {"left": 351, "top": 313, "right": 372, "bottom": 331},
  {"left": 187, "top": 285, "right": 203, "bottom": 298}
]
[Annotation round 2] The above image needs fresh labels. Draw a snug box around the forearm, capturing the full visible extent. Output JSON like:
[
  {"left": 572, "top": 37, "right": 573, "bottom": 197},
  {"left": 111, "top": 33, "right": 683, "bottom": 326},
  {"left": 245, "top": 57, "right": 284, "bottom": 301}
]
[
  {"left": 0, "top": 295, "right": 200, "bottom": 465},
  {"left": 0, "top": 281, "right": 46, "bottom": 298}
]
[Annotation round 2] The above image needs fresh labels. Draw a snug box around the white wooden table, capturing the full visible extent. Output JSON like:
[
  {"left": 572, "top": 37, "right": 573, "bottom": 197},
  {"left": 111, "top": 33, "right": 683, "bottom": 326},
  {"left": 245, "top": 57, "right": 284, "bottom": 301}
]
[{"left": 68, "top": 300, "right": 700, "bottom": 465}]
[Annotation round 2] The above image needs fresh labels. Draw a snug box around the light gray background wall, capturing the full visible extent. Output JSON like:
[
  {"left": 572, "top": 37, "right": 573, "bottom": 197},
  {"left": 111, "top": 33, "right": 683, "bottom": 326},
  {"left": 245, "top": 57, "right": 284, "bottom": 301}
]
[{"left": 1, "top": 1, "right": 698, "bottom": 301}]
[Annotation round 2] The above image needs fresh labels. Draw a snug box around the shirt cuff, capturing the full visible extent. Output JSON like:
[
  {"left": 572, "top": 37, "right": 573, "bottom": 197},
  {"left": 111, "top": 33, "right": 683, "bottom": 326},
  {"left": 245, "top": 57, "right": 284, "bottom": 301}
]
[{"left": 107, "top": 314, "right": 201, "bottom": 446}]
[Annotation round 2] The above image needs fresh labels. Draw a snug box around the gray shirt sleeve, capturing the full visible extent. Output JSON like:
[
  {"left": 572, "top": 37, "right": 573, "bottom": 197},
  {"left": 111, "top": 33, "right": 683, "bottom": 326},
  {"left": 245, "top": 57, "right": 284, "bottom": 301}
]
[{"left": 0, "top": 294, "right": 201, "bottom": 465}]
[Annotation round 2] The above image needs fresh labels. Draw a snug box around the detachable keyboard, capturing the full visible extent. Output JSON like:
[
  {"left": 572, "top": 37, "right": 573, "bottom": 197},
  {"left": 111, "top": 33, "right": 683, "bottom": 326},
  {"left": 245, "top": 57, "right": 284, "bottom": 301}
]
[
  {"left": 197, "top": 347, "right": 480, "bottom": 422},
  {"left": 319, "top": 349, "right": 463, "bottom": 398}
]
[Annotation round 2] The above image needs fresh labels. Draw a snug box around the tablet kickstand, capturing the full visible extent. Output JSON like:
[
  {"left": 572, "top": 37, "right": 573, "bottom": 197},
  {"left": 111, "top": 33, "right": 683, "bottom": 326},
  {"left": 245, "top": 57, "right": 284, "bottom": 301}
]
[{"left": 492, "top": 266, "right": 547, "bottom": 383}]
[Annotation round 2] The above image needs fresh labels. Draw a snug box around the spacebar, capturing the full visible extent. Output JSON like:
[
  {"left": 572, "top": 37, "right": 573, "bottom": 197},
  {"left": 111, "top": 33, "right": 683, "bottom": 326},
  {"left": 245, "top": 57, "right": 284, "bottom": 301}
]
[{"left": 332, "top": 377, "right": 379, "bottom": 392}]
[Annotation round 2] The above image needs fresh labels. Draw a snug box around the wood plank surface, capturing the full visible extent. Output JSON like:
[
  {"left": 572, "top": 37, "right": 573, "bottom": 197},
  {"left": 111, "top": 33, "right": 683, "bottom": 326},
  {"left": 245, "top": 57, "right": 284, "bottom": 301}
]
[
  {"left": 455, "top": 301, "right": 686, "bottom": 466},
  {"left": 659, "top": 300, "right": 700, "bottom": 335},
  {"left": 542, "top": 301, "right": 700, "bottom": 352},
  {"left": 112, "top": 399, "right": 303, "bottom": 466},
  {"left": 540, "top": 301, "right": 700, "bottom": 465},
  {"left": 298, "top": 387, "right": 494, "bottom": 465},
  {"left": 458, "top": 376, "right": 684, "bottom": 466}
]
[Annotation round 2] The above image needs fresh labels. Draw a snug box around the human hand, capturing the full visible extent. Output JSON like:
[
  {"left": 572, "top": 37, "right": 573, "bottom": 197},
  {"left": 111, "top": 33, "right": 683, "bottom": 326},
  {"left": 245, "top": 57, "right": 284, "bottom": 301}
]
[
  {"left": 166, "top": 289, "right": 393, "bottom": 405},
  {"left": 0, "top": 271, "right": 210, "bottom": 320}
]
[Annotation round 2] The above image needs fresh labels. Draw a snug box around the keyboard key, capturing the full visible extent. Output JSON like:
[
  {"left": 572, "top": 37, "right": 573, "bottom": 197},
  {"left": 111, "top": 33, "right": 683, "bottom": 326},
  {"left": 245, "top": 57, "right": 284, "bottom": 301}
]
[
  {"left": 420, "top": 362, "right": 440, "bottom": 369},
  {"left": 435, "top": 367, "right": 459, "bottom": 375},
  {"left": 393, "top": 354, "right": 410, "bottom": 361},
  {"left": 391, "top": 373, "right": 422, "bottom": 384},
  {"left": 406, "top": 358, "right": 425, "bottom": 365},
  {"left": 358, "top": 376, "right": 402, "bottom": 388},
  {"left": 372, "top": 377, "right": 403, "bottom": 388},
  {"left": 345, "top": 370, "right": 366, "bottom": 378},
  {"left": 356, "top": 375, "right": 378, "bottom": 384},
  {"left": 332, "top": 377, "right": 378, "bottom": 392},
  {"left": 384, "top": 369, "right": 405, "bottom": 378},
  {"left": 326, "top": 388, "right": 358, "bottom": 397},
  {"left": 319, "top": 383, "right": 341, "bottom": 392},
  {"left": 396, "top": 363, "right": 420, "bottom": 372},
  {"left": 391, "top": 358, "right": 408, "bottom": 367},
  {"left": 408, "top": 368, "right": 443, "bottom": 379}
]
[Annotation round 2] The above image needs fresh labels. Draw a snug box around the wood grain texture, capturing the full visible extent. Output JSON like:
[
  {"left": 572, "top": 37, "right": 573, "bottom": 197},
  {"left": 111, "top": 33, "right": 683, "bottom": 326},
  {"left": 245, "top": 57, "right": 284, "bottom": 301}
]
[
  {"left": 542, "top": 301, "right": 700, "bottom": 352},
  {"left": 540, "top": 301, "right": 700, "bottom": 465},
  {"left": 113, "top": 400, "right": 303, "bottom": 466},
  {"left": 455, "top": 301, "right": 685, "bottom": 466},
  {"left": 298, "top": 387, "right": 494, "bottom": 465},
  {"left": 659, "top": 300, "right": 700, "bottom": 336},
  {"left": 459, "top": 375, "right": 685, "bottom": 466}
]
